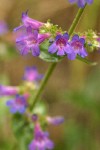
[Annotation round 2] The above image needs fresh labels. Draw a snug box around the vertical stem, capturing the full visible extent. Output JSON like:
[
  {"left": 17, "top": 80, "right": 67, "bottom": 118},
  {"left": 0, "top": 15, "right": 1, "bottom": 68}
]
[
  {"left": 68, "top": 5, "right": 87, "bottom": 36},
  {"left": 30, "top": 5, "right": 87, "bottom": 110},
  {"left": 30, "top": 62, "right": 57, "bottom": 110}
]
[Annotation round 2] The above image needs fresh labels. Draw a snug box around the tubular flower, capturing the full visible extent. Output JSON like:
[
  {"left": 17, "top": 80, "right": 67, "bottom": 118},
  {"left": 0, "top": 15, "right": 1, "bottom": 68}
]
[
  {"left": 47, "top": 116, "right": 64, "bottom": 125},
  {"left": 0, "top": 85, "right": 18, "bottom": 96},
  {"left": 16, "top": 27, "right": 50, "bottom": 56},
  {"left": 14, "top": 11, "right": 44, "bottom": 32},
  {"left": 48, "top": 33, "right": 69, "bottom": 56},
  {"left": 29, "top": 123, "right": 54, "bottom": 150},
  {"left": 6, "top": 94, "right": 28, "bottom": 114},
  {"left": 69, "top": 0, "right": 93, "bottom": 8},
  {"left": 67, "top": 35, "right": 87, "bottom": 60},
  {"left": 23, "top": 66, "right": 43, "bottom": 82},
  {"left": 0, "top": 21, "right": 8, "bottom": 35}
]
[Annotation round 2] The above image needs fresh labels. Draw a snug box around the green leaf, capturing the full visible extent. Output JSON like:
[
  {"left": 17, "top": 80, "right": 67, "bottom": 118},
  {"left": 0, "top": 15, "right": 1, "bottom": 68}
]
[
  {"left": 76, "top": 55, "right": 97, "bottom": 66},
  {"left": 39, "top": 41, "right": 64, "bottom": 62}
]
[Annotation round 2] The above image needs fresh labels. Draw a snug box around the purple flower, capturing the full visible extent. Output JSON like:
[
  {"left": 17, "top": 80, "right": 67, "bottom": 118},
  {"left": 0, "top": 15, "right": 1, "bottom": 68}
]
[
  {"left": 0, "top": 85, "right": 18, "bottom": 96},
  {"left": 97, "top": 37, "right": 100, "bottom": 48},
  {"left": 0, "top": 21, "right": 8, "bottom": 35},
  {"left": 67, "top": 35, "right": 87, "bottom": 60},
  {"left": 23, "top": 66, "right": 43, "bottom": 82},
  {"left": 31, "top": 114, "right": 38, "bottom": 122},
  {"left": 47, "top": 116, "right": 64, "bottom": 125},
  {"left": 48, "top": 33, "right": 69, "bottom": 56},
  {"left": 6, "top": 94, "right": 28, "bottom": 114},
  {"left": 14, "top": 11, "right": 44, "bottom": 32},
  {"left": 16, "top": 27, "right": 50, "bottom": 56},
  {"left": 29, "top": 123, "right": 54, "bottom": 150},
  {"left": 69, "top": 0, "right": 93, "bottom": 8}
]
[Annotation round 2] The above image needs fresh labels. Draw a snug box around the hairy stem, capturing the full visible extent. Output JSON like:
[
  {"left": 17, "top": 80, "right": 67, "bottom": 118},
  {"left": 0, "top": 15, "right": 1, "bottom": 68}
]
[
  {"left": 68, "top": 5, "right": 87, "bottom": 36},
  {"left": 30, "top": 5, "right": 87, "bottom": 110}
]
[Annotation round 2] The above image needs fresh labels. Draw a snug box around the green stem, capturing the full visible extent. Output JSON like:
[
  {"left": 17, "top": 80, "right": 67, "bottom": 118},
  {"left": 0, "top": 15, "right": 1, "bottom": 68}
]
[
  {"left": 68, "top": 5, "right": 87, "bottom": 36},
  {"left": 30, "top": 62, "right": 57, "bottom": 110},
  {"left": 30, "top": 5, "right": 87, "bottom": 110}
]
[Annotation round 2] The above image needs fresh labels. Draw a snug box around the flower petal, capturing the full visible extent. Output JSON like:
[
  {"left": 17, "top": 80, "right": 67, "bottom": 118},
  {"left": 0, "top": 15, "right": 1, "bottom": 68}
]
[
  {"left": 63, "top": 33, "right": 69, "bottom": 40},
  {"left": 72, "top": 34, "right": 79, "bottom": 41},
  {"left": 86, "top": 0, "right": 93, "bottom": 4},
  {"left": 31, "top": 44, "right": 40, "bottom": 56},
  {"left": 78, "top": 0, "right": 86, "bottom": 8},
  {"left": 67, "top": 52, "right": 77, "bottom": 60},
  {"left": 57, "top": 48, "right": 65, "bottom": 56},
  {"left": 48, "top": 43, "right": 57, "bottom": 54}
]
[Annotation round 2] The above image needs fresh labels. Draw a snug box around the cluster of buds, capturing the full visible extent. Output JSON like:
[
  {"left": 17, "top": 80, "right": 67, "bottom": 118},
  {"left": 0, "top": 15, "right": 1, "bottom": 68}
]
[{"left": 0, "top": 66, "right": 64, "bottom": 150}]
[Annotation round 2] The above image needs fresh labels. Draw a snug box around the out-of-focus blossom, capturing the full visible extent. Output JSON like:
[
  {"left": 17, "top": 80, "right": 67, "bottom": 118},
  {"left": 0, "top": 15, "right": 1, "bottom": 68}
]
[
  {"left": 96, "top": 37, "right": 100, "bottom": 48},
  {"left": 69, "top": 0, "right": 93, "bottom": 8},
  {"left": 29, "top": 123, "right": 54, "bottom": 150},
  {"left": 48, "top": 33, "right": 69, "bottom": 56},
  {"left": 15, "top": 27, "right": 50, "bottom": 56},
  {"left": 31, "top": 114, "right": 38, "bottom": 122},
  {"left": 14, "top": 11, "right": 44, "bottom": 32},
  {"left": 23, "top": 66, "right": 43, "bottom": 82},
  {"left": 47, "top": 116, "right": 64, "bottom": 125},
  {"left": 6, "top": 94, "right": 28, "bottom": 114},
  {"left": 0, "top": 85, "right": 18, "bottom": 96},
  {"left": 67, "top": 35, "right": 87, "bottom": 60},
  {"left": 0, "top": 21, "right": 8, "bottom": 35}
]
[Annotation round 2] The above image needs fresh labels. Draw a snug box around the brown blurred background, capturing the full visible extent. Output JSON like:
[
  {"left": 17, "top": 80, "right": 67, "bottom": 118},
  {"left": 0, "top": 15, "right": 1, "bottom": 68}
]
[{"left": 0, "top": 0, "right": 100, "bottom": 150}]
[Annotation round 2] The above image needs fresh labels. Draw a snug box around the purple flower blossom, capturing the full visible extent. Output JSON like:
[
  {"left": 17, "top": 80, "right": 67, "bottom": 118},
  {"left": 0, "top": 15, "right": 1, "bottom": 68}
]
[
  {"left": 47, "top": 116, "right": 64, "bottom": 125},
  {"left": 6, "top": 94, "right": 28, "bottom": 114},
  {"left": 14, "top": 11, "right": 44, "bottom": 32},
  {"left": 0, "top": 85, "right": 18, "bottom": 96},
  {"left": 97, "top": 37, "right": 100, "bottom": 48},
  {"left": 16, "top": 27, "right": 50, "bottom": 56},
  {"left": 23, "top": 66, "right": 43, "bottom": 82},
  {"left": 69, "top": 0, "right": 93, "bottom": 8},
  {"left": 31, "top": 114, "right": 38, "bottom": 122},
  {"left": 48, "top": 33, "right": 69, "bottom": 56},
  {"left": 29, "top": 123, "right": 54, "bottom": 150},
  {"left": 0, "top": 21, "right": 8, "bottom": 35},
  {"left": 67, "top": 35, "right": 87, "bottom": 60}
]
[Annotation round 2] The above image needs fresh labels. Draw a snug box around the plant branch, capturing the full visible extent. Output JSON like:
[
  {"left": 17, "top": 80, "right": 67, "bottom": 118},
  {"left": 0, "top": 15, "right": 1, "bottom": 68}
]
[{"left": 30, "top": 5, "right": 87, "bottom": 110}]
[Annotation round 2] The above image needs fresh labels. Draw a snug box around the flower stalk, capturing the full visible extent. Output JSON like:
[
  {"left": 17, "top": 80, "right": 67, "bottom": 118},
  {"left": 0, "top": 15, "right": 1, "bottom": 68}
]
[
  {"left": 68, "top": 5, "right": 87, "bottom": 36},
  {"left": 30, "top": 62, "right": 57, "bottom": 110},
  {"left": 31, "top": 5, "right": 87, "bottom": 110}
]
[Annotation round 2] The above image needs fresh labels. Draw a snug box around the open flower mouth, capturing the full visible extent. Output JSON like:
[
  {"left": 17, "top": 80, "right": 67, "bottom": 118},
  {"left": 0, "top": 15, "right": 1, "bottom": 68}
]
[
  {"left": 71, "top": 41, "right": 83, "bottom": 50},
  {"left": 56, "top": 38, "right": 66, "bottom": 48},
  {"left": 27, "top": 39, "right": 37, "bottom": 45}
]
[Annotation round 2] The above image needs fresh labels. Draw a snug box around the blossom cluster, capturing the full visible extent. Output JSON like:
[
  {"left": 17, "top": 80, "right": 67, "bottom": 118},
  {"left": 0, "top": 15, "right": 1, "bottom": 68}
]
[
  {"left": 0, "top": 66, "right": 64, "bottom": 150},
  {"left": 0, "top": 67, "right": 42, "bottom": 113},
  {"left": 68, "top": 0, "right": 94, "bottom": 8},
  {"left": 14, "top": 11, "right": 88, "bottom": 61}
]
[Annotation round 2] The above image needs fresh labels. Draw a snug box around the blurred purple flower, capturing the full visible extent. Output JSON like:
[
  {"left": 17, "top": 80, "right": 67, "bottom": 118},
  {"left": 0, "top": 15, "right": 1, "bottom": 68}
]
[
  {"left": 0, "top": 85, "right": 18, "bottom": 96},
  {"left": 97, "top": 37, "right": 100, "bottom": 48},
  {"left": 0, "top": 21, "right": 8, "bottom": 35},
  {"left": 15, "top": 27, "right": 50, "bottom": 56},
  {"left": 14, "top": 11, "right": 44, "bottom": 32},
  {"left": 29, "top": 123, "right": 54, "bottom": 150},
  {"left": 47, "top": 116, "right": 64, "bottom": 125},
  {"left": 23, "top": 66, "right": 43, "bottom": 82},
  {"left": 67, "top": 35, "right": 87, "bottom": 60},
  {"left": 31, "top": 114, "right": 38, "bottom": 122},
  {"left": 69, "top": 0, "right": 93, "bottom": 8},
  {"left": 6, "top": 94, "right": 28, "bottom": 114},
  {"left": 48, "top": 33, "right": 69, "bottom": 56}
]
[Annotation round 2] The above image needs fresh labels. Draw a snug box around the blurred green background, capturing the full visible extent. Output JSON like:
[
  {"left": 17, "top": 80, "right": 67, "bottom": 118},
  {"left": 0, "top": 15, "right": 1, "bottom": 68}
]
[{"left": 0, "top": 0, "right": 100, "bottom": 149}]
